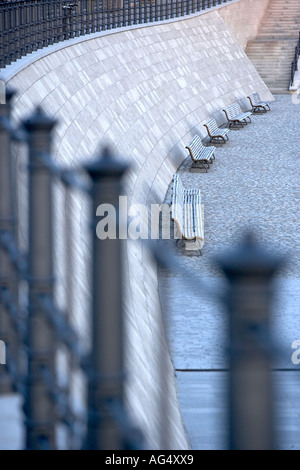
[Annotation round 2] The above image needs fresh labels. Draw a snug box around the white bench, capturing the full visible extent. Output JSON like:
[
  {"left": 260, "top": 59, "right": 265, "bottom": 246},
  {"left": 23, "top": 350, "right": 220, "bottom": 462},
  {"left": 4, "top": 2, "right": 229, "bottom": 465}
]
[
  {"left": 203, "top": 118, "right": 230, "bottom": 144},
  {"left": 171, "top": 174, "right": 204, "bottom": 255},
  {"left": 223, "top": 102, "right": 252, "bottom": 128},
  {"left": 185, "top": 135, "right": 216, "bottom": 172},
  {"left": 247, "top": 92, "right": 271, "bottom": 113}
]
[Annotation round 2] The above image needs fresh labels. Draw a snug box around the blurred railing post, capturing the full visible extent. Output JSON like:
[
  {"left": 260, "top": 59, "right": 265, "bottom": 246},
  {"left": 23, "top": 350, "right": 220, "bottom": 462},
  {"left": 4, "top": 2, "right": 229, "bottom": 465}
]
[
  {"left": 84, "top": 147, "right": 129, "bottom": 450},
  {"left": 0, "top": 87, "right": 18, "bottom": 393},
  {"left": 23, "top": 107, "right": 57, "bottom": 450},
  {"left": 216, "top": 232, "right": 284, "bottom": 450}
]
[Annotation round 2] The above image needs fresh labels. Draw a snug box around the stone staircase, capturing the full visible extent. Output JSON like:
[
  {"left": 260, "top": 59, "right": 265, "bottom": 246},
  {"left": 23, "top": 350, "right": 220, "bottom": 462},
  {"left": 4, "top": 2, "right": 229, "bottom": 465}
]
[{"left": 245, "top": 0, "right": 300, "bottom": 94}]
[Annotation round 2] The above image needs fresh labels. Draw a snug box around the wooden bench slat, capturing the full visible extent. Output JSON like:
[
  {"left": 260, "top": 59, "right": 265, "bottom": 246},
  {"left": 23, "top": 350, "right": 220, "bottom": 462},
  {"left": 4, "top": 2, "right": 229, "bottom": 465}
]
[
  {"left": 203, "top": 118, "right": 230, "bottom": 144},
  {"left": 171, "top": 174, "right": 204, "bottom": 253},
  {"left": 185, "top": 134, "right": 216, "bottom": 172},
  {"left": 223, "top": 102, "right": 252, "bottom": 128},
  {"left": 247, "top": 92, "right": 271, "bottom": 113}
]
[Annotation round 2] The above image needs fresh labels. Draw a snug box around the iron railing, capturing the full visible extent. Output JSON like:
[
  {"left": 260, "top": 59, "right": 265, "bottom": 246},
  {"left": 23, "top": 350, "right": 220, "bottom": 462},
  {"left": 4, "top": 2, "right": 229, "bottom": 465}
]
[
  {"left": 290, "top": 32, "right": 300, "bottom": 88},
  {"left": 0, "top": 0, "right": 233, "bottom": 69},
  {"left": 0, "top": 83, "right": 294, "bottom": 450},
  {"left": 0, "top": 87, "right": 146, "bottom": 450}
]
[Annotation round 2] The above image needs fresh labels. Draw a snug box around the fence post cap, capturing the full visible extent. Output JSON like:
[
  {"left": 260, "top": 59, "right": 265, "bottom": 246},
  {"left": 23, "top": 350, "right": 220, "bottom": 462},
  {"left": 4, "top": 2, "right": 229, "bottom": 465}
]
[
  {"left": 2, "top": 86, "right": 16, "bottom": 105},
  {"left": 85, "top": 146, "right": 130, "bottom": 180},
  {"left": 214, "top": 231, "right": 286, "bottom": 279},
  {"left": 0, "top": 84, "right": 16, "bottom": 113},
  {"left": 22, "top": 106, "right": 57, "bottom": 132}
]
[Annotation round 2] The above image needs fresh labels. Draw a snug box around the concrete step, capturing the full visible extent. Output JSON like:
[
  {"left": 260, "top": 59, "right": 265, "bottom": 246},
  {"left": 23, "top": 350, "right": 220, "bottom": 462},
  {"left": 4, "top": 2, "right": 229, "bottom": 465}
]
[
  {"left": 259, "top": 27, "right": 300, "bottom": 31},
  {"left": 269, "top": 89, "right": 290, "bottom": 94},
  {"left": 246, "top": 52, "right": 295, "bottom": 58},
  {"left": 245, "top": 0, "right": 300, "bottom": 91},
  {"left": 257, "top": 34, "right": 300, "bottom": 39},
  {"left": 247, "top": 40, "right": 297, "bottom": 45},
  {"left": 247, "top": 59, "right": 294, "bottom": 65},
  {"left": 255, "top": 73, "right": 291, "bottom": 78},
  {"left": 246, "top": 44, "right": 296, "bottom": 49}
]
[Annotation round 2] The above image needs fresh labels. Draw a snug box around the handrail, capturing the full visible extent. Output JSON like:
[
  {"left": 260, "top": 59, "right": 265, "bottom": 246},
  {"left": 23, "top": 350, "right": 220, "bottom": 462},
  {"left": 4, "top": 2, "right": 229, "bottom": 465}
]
[
  {"left": 290, "top": 31, "right": 300, "bottom": 88},
  {"left": 0, "top": 0, "right": 233, "bottom": 69}
]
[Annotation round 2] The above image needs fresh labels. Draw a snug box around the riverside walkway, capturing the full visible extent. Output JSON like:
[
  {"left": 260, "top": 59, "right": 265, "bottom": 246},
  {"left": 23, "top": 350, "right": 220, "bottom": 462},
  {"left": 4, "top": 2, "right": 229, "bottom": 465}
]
[{"left": 158, "top": 94, "right": 300, "bottom": 450}]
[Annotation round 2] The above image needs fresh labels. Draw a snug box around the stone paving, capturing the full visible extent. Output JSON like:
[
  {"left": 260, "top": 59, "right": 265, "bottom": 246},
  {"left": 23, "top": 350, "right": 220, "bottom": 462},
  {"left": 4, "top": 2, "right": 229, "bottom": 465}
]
[
  {"left": 162, "top": 93, "right": 300, "bottom": 279},
  {"left": 158, "top": 94, "right": 300, "bottom": 449}
]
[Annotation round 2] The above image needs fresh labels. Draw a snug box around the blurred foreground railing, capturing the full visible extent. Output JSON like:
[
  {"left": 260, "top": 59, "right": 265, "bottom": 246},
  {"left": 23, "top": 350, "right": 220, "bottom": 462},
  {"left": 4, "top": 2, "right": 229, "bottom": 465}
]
[
  {"left": 0, "top": 87, "right": 145, "bottom": 449},
  {"left": 153, "top": 230, "right": 286, "bottom": 451},
  {"left": 0, "top": 0, "right": 234, "bottom": 69},
  {"left": 0, "top": 85, "right": 290, "bottom": 450}
]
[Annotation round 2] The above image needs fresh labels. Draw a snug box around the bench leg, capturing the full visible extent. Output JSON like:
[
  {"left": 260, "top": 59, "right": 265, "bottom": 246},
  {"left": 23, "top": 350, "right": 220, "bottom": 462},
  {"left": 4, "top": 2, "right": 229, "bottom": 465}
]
[
  {"left": 183, "top": 239, "right": 203, "bottom": 256},
  {"left": 256, "top": 104, "right": 270, "bottom": 113},
  {"left": 257, "top": 106, "right": 267, "bottom": 113},
  {"left": 176, "top": 238, "right": 202, "bottom": 255},
  {"left": 253, "top": 106, "right": 265, "bottom": 113},
  {"left": 214, "top": 136, "right": 228, "bottom": 145},
  {"left": 212, "top": 136, "right": 224, "bottom": 145},
  {"left": 229, "top": 121, "right": 243, "bottom": 129},
  {"left": 176, "top": 238, "right": 185, "bottom": 248},
  {"left": 190, "top": 161, "right": 209, "bottom": 173},
  {"left": 183, "top": 248, "right": 202, "bottom": 257}
]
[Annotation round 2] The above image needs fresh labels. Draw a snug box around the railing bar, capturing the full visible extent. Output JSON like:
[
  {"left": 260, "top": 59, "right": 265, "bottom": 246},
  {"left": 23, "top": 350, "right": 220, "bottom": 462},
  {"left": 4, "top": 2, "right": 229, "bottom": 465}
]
[
  {"left": 2, "top": 343, "right": 26, "bottom": 395},
  {"left": 63, "top": 184, "right": 77, "bottom": 449},
  {"left": 40, "top": 365, "right": 85, "bottom": 428},
  {"left": 0, "top": 286, "right": 28, "bottom": 343},
  {"left": 38, "top": 293, "right": 84, "bottom": 367},
  {"left": 0, "top": 0, "right": 234, "bottom": 68},
  {"left": 0, "top": 232, "right": 28, "bottom": 277}
]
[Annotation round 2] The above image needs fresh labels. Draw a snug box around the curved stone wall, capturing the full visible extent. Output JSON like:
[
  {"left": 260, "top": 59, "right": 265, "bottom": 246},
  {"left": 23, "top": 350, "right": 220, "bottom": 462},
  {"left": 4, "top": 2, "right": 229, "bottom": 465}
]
[
  {"left": 1, "top": 2, "right": 273, "bottom": 449},
  {"left": 219, "top": 0, "right": 270, "bottom": 50}
]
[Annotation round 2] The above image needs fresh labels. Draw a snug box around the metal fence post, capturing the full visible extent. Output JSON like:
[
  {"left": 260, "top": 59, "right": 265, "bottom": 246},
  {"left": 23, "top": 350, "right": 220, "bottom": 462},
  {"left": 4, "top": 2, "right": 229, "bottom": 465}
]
[
  {"left": 84, "top": 147, "right": 129, "bottom": 450},
  {"left": 216, "top": 232, "right": 284, "bottom": 450},
  {"left": 0, "top": 87, "right": 18, "bottom": 393},
  {"left": 23, "top": 107, "right": 57, "bottom": 450}
]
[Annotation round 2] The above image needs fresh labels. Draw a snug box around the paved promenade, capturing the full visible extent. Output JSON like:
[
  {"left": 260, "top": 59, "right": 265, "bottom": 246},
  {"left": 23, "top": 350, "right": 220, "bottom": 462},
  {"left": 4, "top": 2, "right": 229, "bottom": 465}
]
[{"left": 158, "top": 94, "right": 300, "bottom": 449}]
